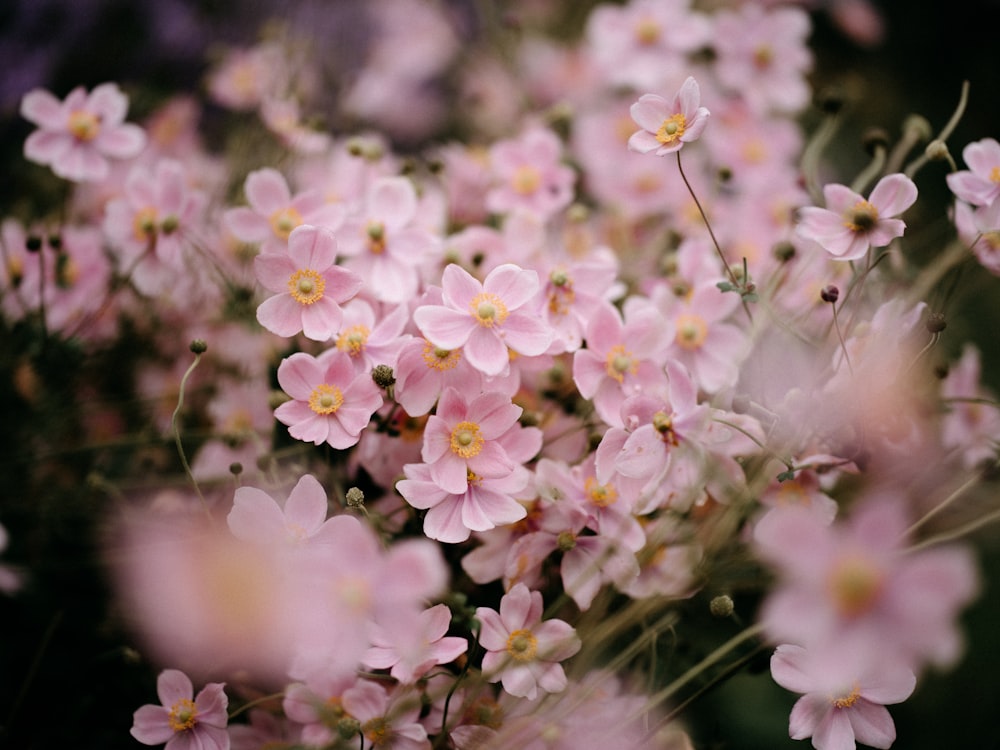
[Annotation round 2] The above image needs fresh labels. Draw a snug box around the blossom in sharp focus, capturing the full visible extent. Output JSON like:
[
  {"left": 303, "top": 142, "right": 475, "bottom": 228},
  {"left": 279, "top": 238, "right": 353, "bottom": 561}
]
[
  {"left": 946, "top": 138, "right": 1000, "bottom": 207},
  {"left": 627, "top": 77, "right": 711, "bottom": 156},
  {"left": 21, "top": 83, "right": 146, "bottom": 182},
  {"left": 363, "top": 603, "right": 469, "bottom": 684},
  {"left": 275, "top": 350, "right": 383, "bottom": 448},
  {"left": 771, "top": 643, "right": 915, "bottom": 750},
  {"left": 254, "top": 224, "right": 363, "bottom": 340},
  {"left": 796, "top": 173, "right": 917, "bottom": 261},
  {"left": 413, "top": 263, "right": 553, "bottom": 377},
  {"left": 476, "top": 583, "right": 581, "bottom": 699},
  {"left": 131, "top": 669, "right": 230, "bottom": 750}
]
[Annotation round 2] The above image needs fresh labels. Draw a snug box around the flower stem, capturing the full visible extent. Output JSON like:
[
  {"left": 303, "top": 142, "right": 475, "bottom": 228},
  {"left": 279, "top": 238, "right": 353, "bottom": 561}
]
[{"left": 172, "top": 351, "right": 211, "bottom": 519}]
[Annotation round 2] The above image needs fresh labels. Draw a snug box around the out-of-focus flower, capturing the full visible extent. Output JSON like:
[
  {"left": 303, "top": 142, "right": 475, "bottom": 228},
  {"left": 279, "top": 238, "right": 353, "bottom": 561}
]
[
  {"left": 21, "top": 83, "right": 146, "bottom": 181},
  {"left": 947, "top": 138, "right": 1000, "bottom": 207},
  {"left": 628, "top": 77, "right": 710, "bottom": 156},
  {"left": 363, "top": 603, "right": 468, "bottom": 684},
  {"left": 130, "top": 669, "right": 229, "bottom": 750},
  {"left": 796, "top": 173, "right": 917, "bottom": 261}
]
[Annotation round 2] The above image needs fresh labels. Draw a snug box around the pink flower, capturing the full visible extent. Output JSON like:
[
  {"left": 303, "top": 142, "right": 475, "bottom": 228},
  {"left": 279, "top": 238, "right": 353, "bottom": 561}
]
[
  {"left": 363, "top": 603, "right": 469, "bottom": 683},
  {"left": 341, "top": 680, "right": 430, "bottom": 750},
  {"left": 131, "top": 669, "right": 229, "bottom": 750},
  {"left": 417, "top": 387, "right": 525, "bottom": 495},
  {"left": 413, "top": 263, "right": 553, "bottom": 377},
  {"left": 947, "top": 138, "right": 1000, "bottom": 206},
  {"left": 225, "top": 168, "right": 344, "bottom": 254},
  {"left": 476, "top": 583, "right": 581, "bottom": 699},
  {"left": 254, "top": 224, "right": 363, "bottom": 340},
  {"left": 485, "top": 127, "right": 576, "bottom": 219},
  {"left": 397, "top": 460, "right": 529, "bottom": 543},
  {"left": 771, "top": 644, "right": 915, "bottom": 750},
  {"left": 628, "top": 77, "right": 711, "bottom": 156},
  {"left": 275, "top": 350, "right": 383, "bottom": 448},
  {"left": 393, "top": 336, "right": 484, "bottom": 417},
  {"left": 21, "top": 83, "right": 146, "bottom": 181},
  {"left": 796, "top": 173, "right": 918, "bottom": 261},
  {"left": 227, "top": 474, "right": 343, "bottom": 549}
]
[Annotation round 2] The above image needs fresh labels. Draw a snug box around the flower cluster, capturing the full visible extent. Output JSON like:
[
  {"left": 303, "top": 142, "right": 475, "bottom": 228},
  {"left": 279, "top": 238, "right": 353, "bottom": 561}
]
[{"left": 2, "top": 2, "right": 996, "bottom": 750}]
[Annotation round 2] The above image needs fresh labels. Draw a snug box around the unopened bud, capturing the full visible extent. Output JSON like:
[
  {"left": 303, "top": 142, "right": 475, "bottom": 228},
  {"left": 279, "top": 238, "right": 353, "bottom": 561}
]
[
  {"left": 25, "top": 235, "right": 42, "bottom": 252},
  {"left": 189, "top": 339, "right": 208, "bottom": 354},
  {"left": 926, "top": 312, "right": 947, "bottom": 333},
  {"left": 772, "top": 241, "right": 795, "bottom": 263},
  {"left": 557, "top": 531, "right": 576, "bottom": 552},
  {"left": 346, "top": 487, "right": 365, "bottom": 508},
  {"left": 925, "top": 139, "right": 950, "bottom": 161},
  {"left": 820, "top": 285, "right": 840, "bottom": 304},
  {"left": 862, "top": 127, "right": 890, "bottom": 155},
  {"left": 903, "top": 114, "right": 932, "bottom": 143},
  {"left": 710, "top": 594, "right": 735, "bottom": 618},
  {"left": 48, "top": 234, "right": 62, "bottom": 250},
  {"left": 815, "top": 86, "right": 845, "bottom": 115},
  {"left": 229, "top": 462, "right": 243, "bottom": 476},
  {"left": 337, "top": 717, "right": 362, "bottom": 741},
  {"left": 372, "top": 364, "right": 396, "bottom": 389}
]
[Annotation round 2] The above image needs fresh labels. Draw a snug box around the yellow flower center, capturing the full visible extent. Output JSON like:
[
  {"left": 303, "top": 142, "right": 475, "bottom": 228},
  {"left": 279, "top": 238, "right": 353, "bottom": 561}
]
[
  {"left": 990, "top": 166, "right": 1000, "bottom": 183},
  {"left": 287, "top": 268, "right": 326, "bottom": 305},
  {"left": 831, "top": 683, "right": 862, "bottom": 709},
  {"left": 308, "top": 383, "right": 344, "bottom": 415},
  {"left": 827, "top": 554, "right": 884, "bottom": 618},
  {"left": 547, "top": 269, "right": 575, "bottom": 315},
  {"left": 422, "top": 341, "right": 462, "bottom": 371},
  {"left": 843, "top": 201, "right": 879, "bottom": 232},
  {"left": 753, "top": 45, "right": 774, "bottom": 69},
  {"left": 362, "top": 717, "right": 391, "bottom": 746},
  {"left": 605, "top": 344, "right": 636, "bottom": 383},
  {"left": 634, "top": 17, "right": 661, "bottom": 45},
  {"left": 336, "top": 324, "right": 370, "bottom": 356},
  {"left": 656, "top": 114, "right": 687, "bottom": 146},
  {"left": 168, "top": 698, "right": 198, "bottom": 732},
  {"left": 675, "top": 313, "right": 708, "bottom": 350},
  {"left": 366, "top": 221, "right": 387, "bottom": 254},
  {"left": 653, "top": 410, "right": 679, "bottom": 446},
  {"left": 467, "top": 468, "right": 483, "bottom": 486},
  {"left": 450, "top": 421, "right": 484, "bottom": 458},
  {"left": 511, "top": 165, "right": 542, "bottom": 195},
  {"left": 132, "top": 207, "right": 159, "bottom": 242},
  {"left": 470, "top": 292, "right": 509, "bottom": 327},
  {"left": 269, "top": 206, "right": 303, "bottom": 241},
  {"left": 505, "top": 628, "right": 538, "bottom": 662},
  {"left": 68, "top": 110, "right": 100, "bottom": 141},
  {"left": 584, "top": 476, "right": 618, "bottom": 507}
]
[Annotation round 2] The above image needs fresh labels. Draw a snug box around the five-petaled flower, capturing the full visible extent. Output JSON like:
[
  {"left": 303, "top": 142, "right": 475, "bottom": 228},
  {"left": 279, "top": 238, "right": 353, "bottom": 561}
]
[
  {"left": 796, "top": 173, "right": 918, "bottom": 261},
  {"left": 628, "top": 76, "right": 711, "bottom": 156},
  {"left": 21, "top": 82, "right": 146, "bottom": 182},
  {"left": 131, "top": 669, "right": 230, "bottom": 750}
]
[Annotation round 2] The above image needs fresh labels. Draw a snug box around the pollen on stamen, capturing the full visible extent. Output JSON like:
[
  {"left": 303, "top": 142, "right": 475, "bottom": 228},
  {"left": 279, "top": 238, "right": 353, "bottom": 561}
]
[
  {"left": 656, "top": 114, "right": 687, "bottom": 145},
  {"left": 336, "top": 324, "right": 370, "bottom": 356},
  {"left": 450, "top": 420, "right": 485, "bottom": 458},
  {"left": 469, "top": 292, "right": 509, "bottom": 327},
  {"left": 505, "top": 628, "right": 538, "bottom": 662},
  {"left": 132, "top": 207, "right": 159, "bottom": 242},
  {"left": 584, "top": 476, "right": 618, "bottom": 507},
  {"left": 308, "top": 383, "right": 344, "bottom": 415},
  {"left": 269, "top": 206, "right": 303, "bottom": 241},
  {"left": 288, "top": 268, "right": 326, "bottom": 305},
  {"left": 605, "top": 344, "right": 636, "bottom": 383},
  {"left": 831, "top": 683, "right": 862, "bottom": 709},
  {"left": 990, "top": 166, "right": 1000, "bottom": 183},
  {"left": 366, "top": 221, "right": 387, "bottom": 254},
  {"left": 511, "top": 165, "right": 542, "bottom": 195},
  {"left": 168, "top": 698, "right": 198, "bottom": 732},
  {"left": 843, "top": 200, "right": 879, "bottom": 232},
  {"left": 653, "top": 410, "right": 680, "bottom": 446},
  {"left": 68, "top": 110, "right": 100, "bottom": 141},
  {"left": 421, "top": 341, "right": 461, "bottom": 371},
  {"left": 675, "top": 313, "right": 709, "bottom": 351},
  {"left": 827, "top": 554, "right": 885, "bottom": 618}
]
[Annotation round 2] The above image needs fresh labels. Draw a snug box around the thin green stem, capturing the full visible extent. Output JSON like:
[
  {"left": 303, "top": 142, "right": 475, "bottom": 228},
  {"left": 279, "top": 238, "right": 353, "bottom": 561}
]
[
  {"left": 172, "top": 351, "right": 211, "bottom": 519},
  {"left": 228, "top": 691, "right": 286, "bottom": 720},
  {"left": 850, "top": 145, "right": 886, "bottom": 195},
  {"left": 904, "top": 80, "right": 969, "bottom": 179}
]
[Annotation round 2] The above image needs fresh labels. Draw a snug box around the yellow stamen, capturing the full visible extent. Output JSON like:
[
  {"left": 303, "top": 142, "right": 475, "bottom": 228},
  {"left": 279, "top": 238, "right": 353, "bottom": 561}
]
[
  {"left": 336, "top": 324, "right": 370, "bottom": 356},
  {"left": 450, "top": 421, "right": 484, "bottom": 458},
  {"left": 674, "top": 313, "right": 708, "bottom": 351},
  {"left": 269, "top": 206, "right": 303, "bottom": 241},
  {"left": 308, "top": 383, "right": 344, "bottom": 415},
  {"left": 132, "top": 207, "right": 159, "bottom": 242},
  {"left": 168, "top": 698, "right": 198, "bottom": 732},
  {"left": 505, "top": 628, "right": 538, "bottom": 662},
  {"left": 831, "top": 683, "right": 862, "bottom": 709},
  {"left": 67, "top": 110, "right": 100, "bottom": 141},
  {"left": 511, "top": 165, "right": 541, "bottom": 195},
  {"left": 827, "top": 554, "right": 884, "bottom": 618},
  {"left": 634, "top": 17, "right": 660, "bottom": 45},
  {"left": 605, "top": 344, "right": 636, "bottom": 383},
  {"left": 362, "top": 717, "right": 391, "bottom": 746},
  {"left": 287, "top": 268, "right": 326, "bottom": 305},
  {"left": 421, "top": 341, "right": 461, "bottom": 371},
  {"left": 469, "top": 292, "right": 509, "bottom": 327},
  {"left": 652, "top": 410, "right": 679, "bottom": 446},
  {"left": 843, "top": 200, "right": 879, "bottom": 232},
  {"left": 584, "top": 476, "right": 618, "bottom": 507},
  {"left": 990, "top": 166, "right": 1000, "bottom": 183},
  {"left": 656, "top": 114, "right": 687, "bottom": 146},
  {"left": 366, "top": 221, "right": 387, "bottom": 254}
]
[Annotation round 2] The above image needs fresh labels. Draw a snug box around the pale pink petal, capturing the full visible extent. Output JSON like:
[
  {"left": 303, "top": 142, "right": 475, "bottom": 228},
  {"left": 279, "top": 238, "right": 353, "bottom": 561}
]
[
  {"left": 467, "top": 440, "right": 516, "bottom": 479},
  {"left": 464, "top": 326, "right": 509, "bottom": 376},
  {"left": 225, "top": 207, "right": 271, "bottom": 243},
  {"left": 24, "top": 130, "right": 70, "bottom": 164},
  {"left": 413, "top": 306, "right": 474, "bottom": 349},
  {"left": 322, "top": 265, "right": 364, "bottom": 304},
  {"left": 788, "top": 694, "right": 827, "bottom": 741},
  {"left": 370, "top": 176, "right": 417, "bottom": 229},
  {"left": 676, "top": 77, "right": 701, "bottom": 119},
  {"left": 193, "top": 683, "right": 229, "bottom": 727},
  {"left": 284, "top": 474, "right": 329, "bottom": 533},
  {"left": 499, "top": 583, "right": 538, "bottom": 630},
  {"left": 20, "top": 89, "right": 65, "bottom": 129},
  {"left": 440, "top": 263, "right": 482, "bottom": 308},
  {"left": 228, "top": 486, "right": 285, "bottom": 543},
  {"left": 475, "top": 607, "right": 509, "bottom": 652},
  {"left": 811, "top": 707, "right": 856, "bottom": 750},
  {"left": 628, "top": 130, "right": 663, "bottom": 154},
  {"left": 534, "top": 662, "right": 568, "bottom": 694},
  {"left": 276, "top": 354, "right": 324, "bottom": 399},
  {"left": 847, "top": 701, "right": 896, "bottom": 749},
  {"left": 630, "top": 94, "right": 669, "bottom": 132},
  {"left": 96, "top": 124, "right": 146, "bottom": 158},
  {"left": 866, "top": 218, "right": 906, "bottom": 248},
  {"left": 482, "top": 264, "right": 539, "bottom": 310},
  {"left": 254, "top": 253, "right": 296, "bottom": 293},
  {"left": 770, "top": 645, "right": 816, "bottom": 694},
  {"left": 245, "top": 169, "right": 292, "bottom": 215},
  {"left": 502, "top": 312, "right": 553, "bottom": 357},
  {"left": 822, "top": 183, "right": 864, "bottom": 215},
  {"left": 89, "top": 82, "right": 129, "bottom": 123},
  {"left": 963, "top": 139, "right": 1000, "bottom": 174},
  {"left": 130, "top": 705, "right": 174, "bottom": 745},
  {"left": 156, "top": 669, "right": 194, "bottom": 706},
  {"left": 257, "top": 294, "right": 304, "bottom": 337},
  {"left": 532, "top": 619, "right": 581, "bottom": 660},
  {"left": 430, "top": 453, "right": 470, "bottom": 494},
  {"left": 288, "top": 413, "right": 332, "bottom": 445},
  {"left": 288, "top": 224, "right": 337, "bottom": 269},
  {"left": 501, "top": 664, "right": 538, "bottom": 698},
  {"left": 301, "top": 298, "right": 342, "bottom": 341},
  {"left": 424, "top": 498, "right": 472, "bottom": 542},
  {"left": 868, "top": 173, "right": 918, "bottom": 217}
]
